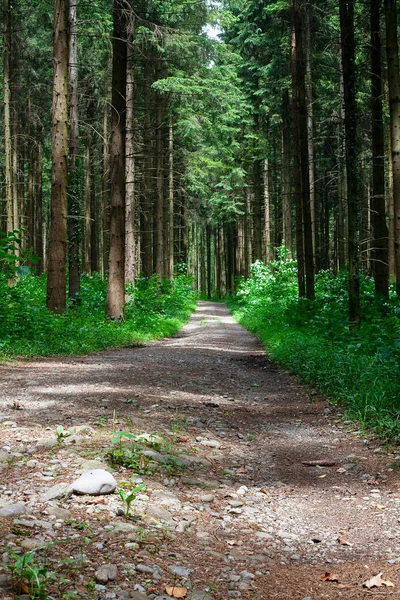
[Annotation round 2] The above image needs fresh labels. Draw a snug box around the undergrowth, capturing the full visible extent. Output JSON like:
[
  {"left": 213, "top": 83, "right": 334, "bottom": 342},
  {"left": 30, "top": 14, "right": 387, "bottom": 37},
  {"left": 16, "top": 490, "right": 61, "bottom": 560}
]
[
  {"left": 0, "top": 270, "right": 196, "bottom": 359},
  {"left": 228, "top": 256, "right": 400, "bottom": 443}
]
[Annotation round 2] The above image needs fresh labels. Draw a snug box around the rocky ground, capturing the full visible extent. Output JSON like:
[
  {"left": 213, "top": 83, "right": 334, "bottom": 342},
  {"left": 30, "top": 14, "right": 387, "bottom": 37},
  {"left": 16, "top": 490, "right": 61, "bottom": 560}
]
[{"left": 0, "top": 301, "right": 400, "bottom": 600}]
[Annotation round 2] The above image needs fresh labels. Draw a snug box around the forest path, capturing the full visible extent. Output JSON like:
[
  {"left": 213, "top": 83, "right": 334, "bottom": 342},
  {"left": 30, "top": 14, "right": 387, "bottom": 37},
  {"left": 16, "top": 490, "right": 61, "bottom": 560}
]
[{"left": 0, "top": 301, "right": 399, "bottom": 599}]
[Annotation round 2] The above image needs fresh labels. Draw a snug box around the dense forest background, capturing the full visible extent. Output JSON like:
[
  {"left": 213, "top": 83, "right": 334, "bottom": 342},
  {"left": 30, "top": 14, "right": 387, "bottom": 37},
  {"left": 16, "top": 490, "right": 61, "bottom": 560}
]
[{"left": 1, "top": 0, "right": 399, "bottom": 315}]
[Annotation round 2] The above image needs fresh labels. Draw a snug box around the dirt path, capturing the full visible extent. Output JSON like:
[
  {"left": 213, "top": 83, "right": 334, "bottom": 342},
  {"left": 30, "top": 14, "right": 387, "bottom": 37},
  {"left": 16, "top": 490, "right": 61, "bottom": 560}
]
[{"left": 0, "top": 301, "right": 399, "bottom": 600}]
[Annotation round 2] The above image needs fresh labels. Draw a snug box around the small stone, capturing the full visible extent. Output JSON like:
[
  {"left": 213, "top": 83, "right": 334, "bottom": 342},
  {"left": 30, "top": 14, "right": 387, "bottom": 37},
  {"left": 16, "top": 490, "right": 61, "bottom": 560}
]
[
  {"left": 255, "top": 532, "right": 273, "bottom": 541},
  {"left": 168, "top": 565, "right": 190, "bottom": 579},
  {"left": 2, "top": 421, "right": 17, "bottom": 427},
  {"left": 175, "top": 520, "right": 191, "bottom": 533},
  {"left": 236, "top": 486, "right": 248, "bottom": 496},
  {"left": 35, "top": 437, "right": 58, "bottom": 450},
  {"left": 229, "top": 500, "right": 243, "bottom": 508},
  {"left": 95, "top": 564, "right": 118, "bottom": 584},
  {"left": 64, "top": 434, "right": 84, "bottom": 446},
  {"left": 0, "top": 574, "right": 12, "bottom": 589},
  {"left": 0, "top": 451, "right": 10, "bottom": 463},
  {"left": 144, "top": 505, "right": 174, "bottom": 525},
  {"left": 136, "top": 564, "right": 154, "bottom": 574},
  {"left": 71, "top": 469, "right": 117, "bottom": 495},
  {"left": 200, "top": 494, "right": 215, "bottom": 503},
  {"left": 151, "top": 489, "right": 181, "bottom": 508},
  {"left": 79, "top": 459, "right": 113, "bottom": 472},
  {"left": 45, "top": 506, "right": 72, "bottom": 520},
  {"left": 0, "top": 502, "right": 26, "bottom": 518},
  {"left": 200, "top": 439, "right": 221, "bottom": 449},
  {"left": 26, "top": 459, "right": 39, "bottom": 469},
  {"left": 240, "top": 570, "right": 255, "bottom": 580},
  {"left": 41, "top": 483, "right": 72, "bottom": 502}
]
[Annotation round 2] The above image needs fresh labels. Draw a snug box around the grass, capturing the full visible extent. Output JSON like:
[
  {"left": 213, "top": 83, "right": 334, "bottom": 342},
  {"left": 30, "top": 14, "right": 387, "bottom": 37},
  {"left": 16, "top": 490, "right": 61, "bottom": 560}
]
[
  {"left": 227, "top": 258, "right": 400, "bottom": 443},
  {"left": 0, "top": 272, "right": 196, "bottom": 359}
]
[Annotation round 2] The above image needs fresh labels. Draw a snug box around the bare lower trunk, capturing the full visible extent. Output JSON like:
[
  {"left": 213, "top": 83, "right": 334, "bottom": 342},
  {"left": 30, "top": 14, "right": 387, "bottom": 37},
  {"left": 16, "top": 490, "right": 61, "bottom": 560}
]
[
  {"left": 105, "top": 0, "right": 127, "bottom": 318},
  {"left": 385, "top": 0, "right": 400, "bottom": 295},
  {"left": 125, "top": 28, "right": 135, "bottom": 286},
  {"left": 47, "top": 0, "right": 69, "bottom": 313}
]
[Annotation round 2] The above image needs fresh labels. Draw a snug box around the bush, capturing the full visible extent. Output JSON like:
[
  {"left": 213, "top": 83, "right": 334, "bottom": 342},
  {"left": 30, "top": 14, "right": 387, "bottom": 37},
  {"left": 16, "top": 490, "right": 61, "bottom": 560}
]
[{"left": 0, "top": 270, "right": 196, "bottom": 359}]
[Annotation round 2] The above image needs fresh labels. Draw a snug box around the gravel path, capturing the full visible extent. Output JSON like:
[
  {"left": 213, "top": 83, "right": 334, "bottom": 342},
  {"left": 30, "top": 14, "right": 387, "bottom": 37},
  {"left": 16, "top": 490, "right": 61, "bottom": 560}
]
[{"left": 0, "top": 301, "right": 399, "bottom": 599}]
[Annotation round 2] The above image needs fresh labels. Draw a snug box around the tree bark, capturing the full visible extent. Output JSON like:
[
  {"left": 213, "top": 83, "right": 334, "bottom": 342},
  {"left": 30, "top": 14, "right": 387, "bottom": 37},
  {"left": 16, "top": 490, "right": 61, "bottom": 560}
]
[
  {"left": 291, "top": 0, "right": 314, "bottom": 299},
  {"left": 371, "top": 1, "right": 389, "bottom": 297},
  {"left": 68, "top": 0, "right": 80, "bottom": 301},
  {"left": 105, "top": 0, "right": 127, "bottom": 318},
  {"left": 385, "top": 0, "right": 400, "bottom": 295},
  {"left": 340, "top": 0, "right": 360, "bottom": 327},
  {"left": 281, "top": 90, "right": 292, "bottom": 256},
  {"left": 125, "top": 24, "right": 135, "bottom": 286},
  {"left": 3, "top": 0, "right": 14, "bottom": 233},
  {"left": 46, "top": 0, "right": 69, "bottom": 313}
]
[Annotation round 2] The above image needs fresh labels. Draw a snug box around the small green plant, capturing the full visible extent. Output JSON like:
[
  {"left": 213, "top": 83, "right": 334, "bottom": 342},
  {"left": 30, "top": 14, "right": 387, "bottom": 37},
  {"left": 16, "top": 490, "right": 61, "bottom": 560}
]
[
  {"left": 5, "top": 548, "right": 55, "bottom": 599},
  {"left": 118, "top": 483, "right": 146, "bottom": 516},
  {"left": 56, "top": 425, "right": 65, "bottom": 444}
]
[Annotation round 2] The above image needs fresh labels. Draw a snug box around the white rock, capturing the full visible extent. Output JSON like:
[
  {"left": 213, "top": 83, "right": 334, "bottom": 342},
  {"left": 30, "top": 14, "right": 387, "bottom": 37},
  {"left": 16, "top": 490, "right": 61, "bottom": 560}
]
[{"left": 70, "top": 469, "right": 117, "bottom": 495}]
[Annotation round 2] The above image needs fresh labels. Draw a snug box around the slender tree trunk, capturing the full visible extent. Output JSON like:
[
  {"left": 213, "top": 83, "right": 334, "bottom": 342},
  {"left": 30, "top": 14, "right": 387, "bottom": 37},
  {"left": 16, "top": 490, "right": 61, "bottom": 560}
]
[
  {"left": 281, "top": 90, "right": 292, "bottom": 256},
  {"left": 46, "top": 0, "right": 69, "bottom": 313},
  {"left": 27, "top": 88, "right": 35, "bottom": 261},
  {"left": 340, "top": 0, "right": 360, "bottom": 327},
  {"left": 206, "top": 224, "right": 212, "bottom": 298},
  {"left": 305, "top": 6, "right": 316, "bottom": 268},
  {"left": 141, "top": 73, "right": 153, "bottom": 278},
  {"left": 253, "top": 158, "right": 263, "bottom": 261},
  {"left": 155, "top": 81, "right": 164, "bottom": 276},
  {"left": 168, "top": 122, "right": 174, "bottom": 278},
  {"left": 68, "top": 0, "right": 80, "bottom": 301},
  {"left": 3, "top": 0, "right": 13, "bottom": 233},
  {"left": 106, "top": 0, "right": 127, "bottom": 318},
  {"left": 102, "top": 70, "right": 110, "bottom": 277},
  {"left": 263, "top": 158, "right": 271, "bottom": 262},
  {"left": 385, "top": 0, "right": 400, "bottom": 295},
  {"left": 291, "top": 0, "right": 314, "bottom": 299},
  {"left": 371, "top": 1, "right": 389, "bottom": 297},
  {"left": 125, "top": 25, "right": 135, "bottom": 286},
  {"left": 35, "top": 139, "right": 44, "bottom": 273}
]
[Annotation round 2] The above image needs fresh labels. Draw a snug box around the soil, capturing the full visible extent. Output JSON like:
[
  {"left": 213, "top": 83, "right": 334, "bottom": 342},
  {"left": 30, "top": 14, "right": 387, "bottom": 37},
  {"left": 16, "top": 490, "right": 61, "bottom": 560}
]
[{"left": 0, "top": 301, "right": 400, "bottom": 600}]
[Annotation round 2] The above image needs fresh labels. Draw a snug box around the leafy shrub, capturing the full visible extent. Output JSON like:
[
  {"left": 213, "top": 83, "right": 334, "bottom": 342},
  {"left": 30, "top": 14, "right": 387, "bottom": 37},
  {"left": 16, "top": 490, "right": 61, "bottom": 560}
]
[{"left": 0, "top": 267, "right": 196, "bottom": 359}]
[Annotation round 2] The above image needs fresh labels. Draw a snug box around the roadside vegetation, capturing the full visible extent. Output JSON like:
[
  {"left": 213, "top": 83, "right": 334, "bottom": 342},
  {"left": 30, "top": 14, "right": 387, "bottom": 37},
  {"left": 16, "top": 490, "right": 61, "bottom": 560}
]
[
  {"left": 0, "top": 233, "right": 196, "bottom": 360},
  {"left": 228, "top": 251, "right": 400, "bottom": 443}
]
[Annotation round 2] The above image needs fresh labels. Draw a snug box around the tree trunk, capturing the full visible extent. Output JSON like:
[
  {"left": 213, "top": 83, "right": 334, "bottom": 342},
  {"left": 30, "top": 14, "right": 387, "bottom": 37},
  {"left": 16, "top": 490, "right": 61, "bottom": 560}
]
[
  {"left": 46, "top": 0, "right": 69, "bottom": 313},
  {"left": 67, "top": 0, "right": 80, "bottom": 301},
  {"left": 252, "top": 158, "right": 263, "bottom": 261},
  {"left": 168, "top": 122, "right": 174, "bottom": 278},
  {"left": 141, "top": 74, "right": 153, "bottom": 278},
  {"left": 102, "top": 70, "right": 110, "bottom": 277},
  {"left": 263, "top": 158, "right": 272, "bottom": 262},
  {"left": 155, "top": 81, "right": 164, "bottom": 277},
  {"left": 281, "top": 90, "right": 292, "bottom": 256},
  {"left": 35, "top": 139, "right": 44, "bottom": 274},
  {"left": 340, "top": 0, "right": 360, "bottom": 327},
  {"left": 305, "top": 6, "right": 316, "bottom": 268},
  {"left": 370, "top": 1, "right": 389, "bottom": 297},
  {"left": 125, "top": 24, "right": 135, "bottom": 286},
  {"left": 105, "top": 0, "right": 127, "bottom": 318},
  {"left": 291, "top": 0, "right": 314, "bottom": 299},
  {"left": 385, "top": 0, "right": 400, "bottom": 295},
  {"left": 3, "top": 0, "right": 13, "bottom": 233}
]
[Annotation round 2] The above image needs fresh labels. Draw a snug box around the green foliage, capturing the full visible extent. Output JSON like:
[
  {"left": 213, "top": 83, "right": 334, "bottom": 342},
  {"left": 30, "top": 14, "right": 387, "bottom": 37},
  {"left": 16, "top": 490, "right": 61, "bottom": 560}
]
[
  {"left": 0, "top": 272, "right": 196, "bottom": 359},
  {"left": 118, "top": 483, "right": 146, "bottom": 517},
  {"left": 229, "top": 256, "right": 400, "bottom": 442},
  {"left": 5, "top": 548, "right": 55, "bottom": 599},
  {"left": 106, "top": 431, "right": 148, "bottom": 471}
]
